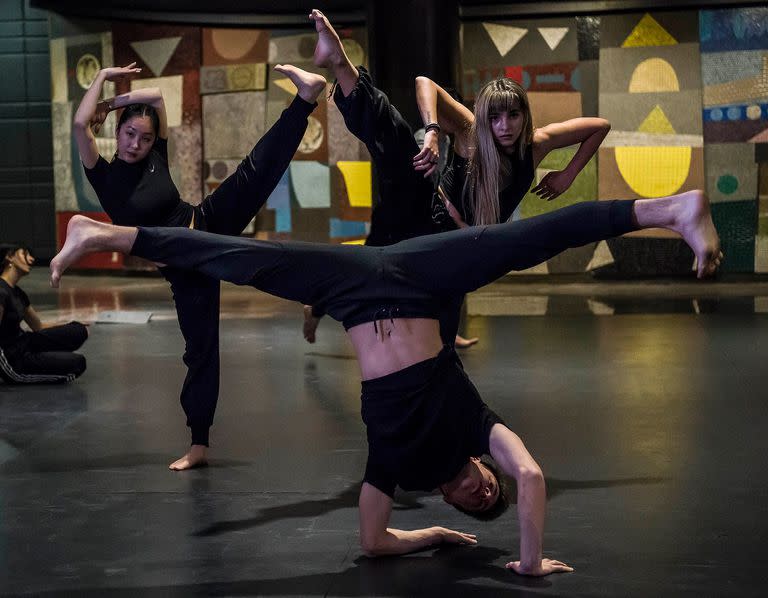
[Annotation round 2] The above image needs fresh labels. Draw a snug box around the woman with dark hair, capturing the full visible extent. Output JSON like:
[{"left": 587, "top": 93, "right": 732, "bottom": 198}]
[
  {"left": 51, "top": 187, "right": 721, "bottom": 575},
  {"left": 0, "top": 244, "right": 87, "bottom": 383},
  {"left": 73, "top": 61, "right": 327, "bottom": 470}
]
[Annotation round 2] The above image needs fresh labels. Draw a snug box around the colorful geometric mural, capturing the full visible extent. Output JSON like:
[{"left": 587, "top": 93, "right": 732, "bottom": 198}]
[{"left": 49, "top": 15, "right": 372, "bottom": 265}]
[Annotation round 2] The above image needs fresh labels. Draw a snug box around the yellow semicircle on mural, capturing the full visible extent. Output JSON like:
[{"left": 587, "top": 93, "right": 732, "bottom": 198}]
[
  {"left": 615, "top": 146, "right": 691, "bottom": 197},
  {"left": 629, "top": 58, "right": 680, "bottom": 93}
]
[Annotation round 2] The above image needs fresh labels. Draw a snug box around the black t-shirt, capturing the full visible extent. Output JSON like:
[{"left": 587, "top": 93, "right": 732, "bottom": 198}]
[
  {"left": 83, "top": 137, "right": 193, "bottom": 227},
  {"left": 441, "top": 143, "right": 535, "bottom": 225},
  {"left": 361, "top": 346, "right": 505, "bottom": 497},
  {"left": 0, "top": 279, "right": 29, "bottom": 352}
]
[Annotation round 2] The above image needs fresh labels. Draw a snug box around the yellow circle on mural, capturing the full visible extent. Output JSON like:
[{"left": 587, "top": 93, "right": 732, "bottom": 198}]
[
  {"left": 615, "top": 146, "right": 691, "bottom": 197},
  {"left": 341, "top": 39, "right": 365, "bottom": 67},
  {"left": 76, "top": 53, "right": 101, "bottom": 90},
  {"left": 211, "top": 29, "right": 262, "bottom": 61},
  {"left": 298, "top": 116, "right": 324, "bottom": 154},
  {"left": 628, "top": 58, "right": 679, "bottom": 93}
]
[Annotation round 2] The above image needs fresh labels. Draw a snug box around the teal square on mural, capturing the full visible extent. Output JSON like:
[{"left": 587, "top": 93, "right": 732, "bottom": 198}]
[
  {"left": 712, "top": 199, "right": 757, "bottom": 272},
  {"left": 517, "top": 148, "right": 597, "bottom": 219}
]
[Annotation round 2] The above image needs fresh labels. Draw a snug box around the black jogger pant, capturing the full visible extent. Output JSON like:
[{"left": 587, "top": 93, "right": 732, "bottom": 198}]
[
  {"left": 133, "top": 201, "right": 638, "bottom": 332},
  {"left": 161, "top": 95, "right": 315, "bottom": 446},
  {"left": 331, "top": 68, "right": 465, "bottom": 344},
  {"left": 6, "top": 322, "right": 88, "bottom": 382}
]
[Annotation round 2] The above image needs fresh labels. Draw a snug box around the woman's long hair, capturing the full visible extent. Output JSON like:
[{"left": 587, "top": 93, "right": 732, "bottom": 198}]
[{"left": 465, "top": 78, "right": 533, "bottom": 225}]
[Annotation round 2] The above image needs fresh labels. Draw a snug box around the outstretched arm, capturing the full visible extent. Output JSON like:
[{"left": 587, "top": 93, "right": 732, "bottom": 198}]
[
  {"left": 414, "top": 76, "right": 474, "bottom": 177},
  {"left": 530, "top": 117, "right": 610, "bottom": 201},
  {"left": 489, "top": 424, "right": 573, "bottom": 576},
  {"left": 358, "top": 482, "right": 477, "bottom": 556}
]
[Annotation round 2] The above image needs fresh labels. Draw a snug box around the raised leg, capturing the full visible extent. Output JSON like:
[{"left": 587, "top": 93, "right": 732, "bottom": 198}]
[{"left": 200, "top": 66, "right": 325, "bottom": 236}]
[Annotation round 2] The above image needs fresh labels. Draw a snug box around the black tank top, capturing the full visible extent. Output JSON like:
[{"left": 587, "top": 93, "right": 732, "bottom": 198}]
[{"left": 440, "top": 143, "right": 535, "bottom": 225}]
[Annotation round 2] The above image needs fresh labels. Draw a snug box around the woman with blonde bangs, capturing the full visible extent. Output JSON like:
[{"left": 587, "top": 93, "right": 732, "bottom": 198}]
[{"left": 415, "top": 75, "right": 611, "bottom": 228}]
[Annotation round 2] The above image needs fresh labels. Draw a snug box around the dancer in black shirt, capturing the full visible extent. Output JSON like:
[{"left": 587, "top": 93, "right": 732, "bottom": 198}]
[{"left": 73, "top": 62, "right": 327, "bottom": 469}]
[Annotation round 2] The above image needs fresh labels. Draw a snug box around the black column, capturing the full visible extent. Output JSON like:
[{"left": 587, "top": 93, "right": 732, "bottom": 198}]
[{"left": 367, "top": 0, "right": 459, "bottom": 129}]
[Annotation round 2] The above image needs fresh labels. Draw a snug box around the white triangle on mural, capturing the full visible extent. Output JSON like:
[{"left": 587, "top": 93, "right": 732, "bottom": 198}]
[
  {"left": 538, "top": 27, "right": 569, "bottom": 51},
  {"left": 130, "top": 37, "right": 182, "bottom": 77},
  {"left": 482, "top": 23, "right": 527, "bottom": 56}
]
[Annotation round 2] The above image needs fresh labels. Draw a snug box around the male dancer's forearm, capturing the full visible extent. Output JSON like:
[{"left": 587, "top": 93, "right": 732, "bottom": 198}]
[{"left": 516, "top": 471, "right": 546, "bottom": 571}]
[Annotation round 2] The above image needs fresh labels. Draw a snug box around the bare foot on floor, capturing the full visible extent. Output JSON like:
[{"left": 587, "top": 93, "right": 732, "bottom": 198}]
[
  {"left": 303, "top": 305, "right": 320, "bottom": 344},
  {"left": 671, "top": 190, "right": 723, "bottom": 278},
  {"left": 309, "top": 9, "right": 350, "bottom": 69},
  {"left": 454, "top": 335, "right": 479, "bottom": 349},
  {"left": 50, "top": 215, "right": 107, "bottom": 288},
  {"left": 273, "top": 64, "right": 326, "bottom": 104},
  {"left": 169, "top": 445, "right": 208, "bottom": 471}
]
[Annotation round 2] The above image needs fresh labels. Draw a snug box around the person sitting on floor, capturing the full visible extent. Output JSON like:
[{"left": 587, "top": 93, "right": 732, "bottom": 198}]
[{"left": 0, "top": 243, "right": 87, "bottom": 383}]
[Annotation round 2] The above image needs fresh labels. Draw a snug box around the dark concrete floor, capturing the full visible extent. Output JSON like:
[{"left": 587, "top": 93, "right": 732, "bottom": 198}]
[{"left": 2, "top": 271, "right": 768, "bottom": 596}]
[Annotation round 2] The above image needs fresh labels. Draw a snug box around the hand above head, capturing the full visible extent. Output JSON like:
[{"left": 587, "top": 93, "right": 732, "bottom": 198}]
[
  {"left": 100, "top": 62, "right": 142, "bottom": 82},
  {"left": 506, "top": 557, "right": 574, "bottom": 576},
  {"left": 413, "top": 130, "right": 440, "bottom": 178},
  {"left": 531, "top": 170, "right": 574, "bottom": 201}
]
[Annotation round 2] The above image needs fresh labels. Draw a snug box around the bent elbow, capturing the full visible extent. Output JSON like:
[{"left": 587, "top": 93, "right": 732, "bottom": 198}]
[
  {"left": 600, "top": 118, "right": 611, "bottom": 131},
  {"left": 517, "top": 465, "right": 544, "bottom": 487},
  {"left": 360, "top": 537, "right": 383, "bottom": 557}
]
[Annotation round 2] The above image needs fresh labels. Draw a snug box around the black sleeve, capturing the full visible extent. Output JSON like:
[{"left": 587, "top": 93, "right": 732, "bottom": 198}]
[
  {"left": 474, "top": 404, "right": 506, "bottom": 456},
  {"left": 363, "top": 458, "right": 397, "bottom": 499},
  {"left": 83, "top": 155, "right": 116, "bottom": 214},
  {"left": 16, "top": 287, "right": 30, "bottom": 310}
]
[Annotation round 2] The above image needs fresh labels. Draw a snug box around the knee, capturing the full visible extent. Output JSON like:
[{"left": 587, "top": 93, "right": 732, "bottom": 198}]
[
  {"left": 72, "top": 321, "right": 89, "bottom": 341},
  {"left": 73, "top": 354, "right": 87, "bottom": 378}
]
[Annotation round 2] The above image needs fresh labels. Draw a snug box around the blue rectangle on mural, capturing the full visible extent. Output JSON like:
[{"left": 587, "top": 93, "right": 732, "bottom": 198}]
[
  {"left": 700, "top": 8, "right": 768, "bottom": 52},
  {"left": 330, "top": 218, "right": 367, "bottom": 238},
  {"left": 266, "top": 170, "right": 290, "bottom": 210},
  {"left": 536, "top": 74, "right": 566, "bottom": 85}
]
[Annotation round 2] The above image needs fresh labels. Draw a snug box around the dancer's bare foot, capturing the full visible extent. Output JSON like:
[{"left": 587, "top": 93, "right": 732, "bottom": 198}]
[
  {"left": 273, "top": 64, "right": 326, "bottom": 104},
  {"left": 169, "top": 444, "right": 208, "bottom": 471},
  {"left": 50, "top": 215, "right": 109, "bottom": 288},
  {"left": 303, "top": 305, "right": 321, "bottom": 344},
  {"left": 309, "top": 9, "right": 347, "bottom": 68},
  {"left": 454, "top": 335, "right": 479, "bottom": 349},
  {"left": 669, "top": 190, "right": 722, "bottom": 278},
  {"left": 309, "top": 8, "right": 358, "bottom": 95},
  {"left": 635, "top": 190, "right": 722, "bottom": 278}
]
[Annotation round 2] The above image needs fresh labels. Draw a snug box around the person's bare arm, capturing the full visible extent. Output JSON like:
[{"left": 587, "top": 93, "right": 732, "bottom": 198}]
[
  {"left": 530, "top": 117, "right": 610, "bottom": 201},
  {"left": 358, "top": 482, "right": 477, "bottom": 556},
  {"left": 489, "top": 424, "right": 573, "bottom": 576},
  {"left": 414, "top": 76, "right": 475, "bottom": 176},
  {"left": 22, "top": 305, "right": 44, "bottom": 332},
  {"left": 73, "top": 63, "right": 143, "bottom": 168}
]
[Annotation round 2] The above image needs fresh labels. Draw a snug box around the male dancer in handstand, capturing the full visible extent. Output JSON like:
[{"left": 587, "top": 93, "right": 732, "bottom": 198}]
[{"left": 50, "top": 192, "right": 720, "bottom": 575}]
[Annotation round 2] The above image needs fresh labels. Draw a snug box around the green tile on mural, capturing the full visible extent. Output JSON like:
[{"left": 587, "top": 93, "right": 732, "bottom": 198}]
[
  {"left": 712, "top": 199, "right": 757, "bottom": 272},
  {"left": 518, "top": 147, "right": 597, "bottom": 219}
]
